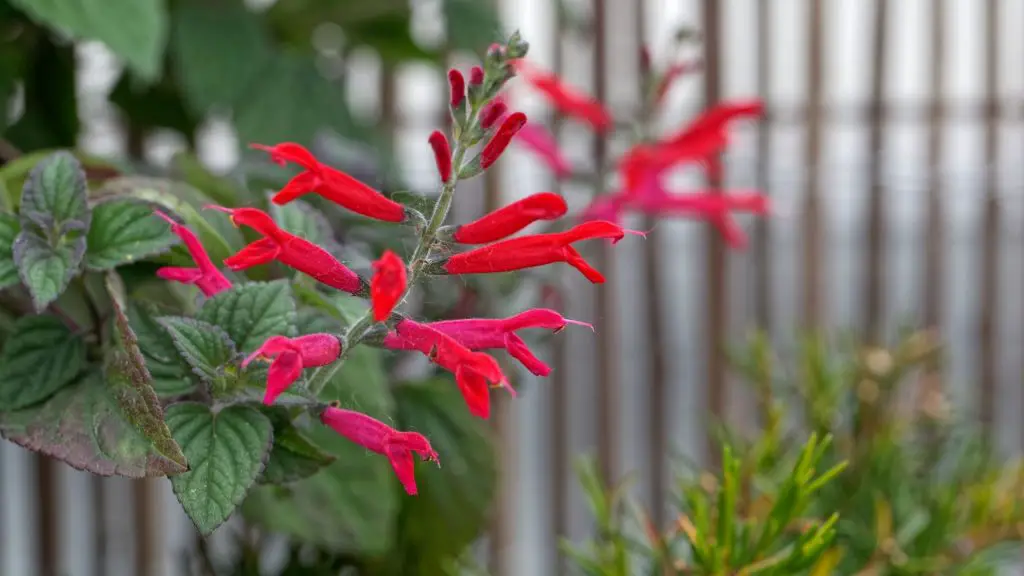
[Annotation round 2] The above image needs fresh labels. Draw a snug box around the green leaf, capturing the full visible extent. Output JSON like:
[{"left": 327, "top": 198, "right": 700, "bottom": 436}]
[
  {"left": 109, "top": 70, "right": 200, "bottom": 138},
  {"left": 3, "top": 39, "right": 79, "bottom": 151},
  {"left": 269, "top": 197, "right": 333, "bottom": 247},
  {"left": 171, "top": 152, "right": 243, "bottom": 207},
  {"left": 106, "top": 287, "right": 189, "bottom": 474},
  {"left": 86, "top": 198, "right": 178, "bottom": 270},
  {"left": 13, "top": 227, "right": 85, "bottom": 311},
  {"left": 0, "top": 315, "right": 85, "bottom": 410},
  {"left": 127, "top": 302, "right": 195, "bottom": 397},
  {"left": 166, "top": 402, "right": 273, "bottom": 535},
  {"left": 242, "top": 312, "right": 398, "bottom": 554},
  {"left": 0, "top": 149, "right": 120, "bottom": 211},
  {"left": 0, "top": 372, "right": 187, "bottom": 477},
  {"left": 10, "top": 0, "right": 168, "bottom": 80},
  {"left": 197, "top": 280, "right": 297, "bottom": 353},
  {"left": 391, "top": 379, "right": 498, "bottom": 575},
  {"left": 18, "top": 150, "right": 89, "bottom": 229},
  {"left": 443, "top": 0, "right": 504, "bottom": 53},
  {"left": 158, "top": 316, "right": 237, "bottom": 382},
  {"left": 0, "top": 212, "right": 21, "bottom": 289},
  {"left": 259, "top": 408, "right": 335, "bottom": 485}
]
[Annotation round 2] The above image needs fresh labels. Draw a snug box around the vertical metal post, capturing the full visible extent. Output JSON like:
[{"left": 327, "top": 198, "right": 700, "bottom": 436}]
[{"left": 864, "top": 0, "right": 889, "bottom": 340}]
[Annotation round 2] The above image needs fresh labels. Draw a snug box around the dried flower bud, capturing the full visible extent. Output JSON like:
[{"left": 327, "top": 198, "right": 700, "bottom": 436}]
[
  {"left": 428, "top": 130, "right": 452, "bottom": 183},
  {"left": 480, "top": 101, "right": 508, "bottom": 129},
  {"left": 448, "top": 69, "right": 466, "bottom": 108},
  {"left": 481, "top": 112, "right": 527, "bottom": 169}
]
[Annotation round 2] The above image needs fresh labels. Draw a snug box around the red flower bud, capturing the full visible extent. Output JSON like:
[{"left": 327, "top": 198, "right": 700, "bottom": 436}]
[
  {"left": 427, "top": 130, "right": 452, "bottom": 183},
  {"left": 442, "top": 220, "right": 644, "bottom": 283},
  {"left": 480, "top": 101, "right": 508, "bottom": 130},
  {"left": 448, "top": 69, "right": 466, "bottom": 108},
  {"left": 481, "top": 112, "right": 527, "bottom": 170},
  {"left": 470, "top": 66, "right": 484, "bottom": 85},
  {"left": 371, "top": 250, "right": 407, "bottom": 322},
  {"left": 452, "top": 192, "right": 567, "bottom": 244}
]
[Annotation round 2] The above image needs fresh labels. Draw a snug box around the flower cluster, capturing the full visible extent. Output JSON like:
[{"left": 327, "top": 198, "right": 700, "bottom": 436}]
[{"left": 150, "top": 33, "right": 767, "bottom": 497}]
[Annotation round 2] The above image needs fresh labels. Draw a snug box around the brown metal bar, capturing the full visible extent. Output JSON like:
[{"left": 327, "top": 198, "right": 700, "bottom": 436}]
[
  {"left": 35, "top": 456, "right": 58, "bottom": 576},
  {"left": 134, "top": 479, "right": 158, "bottom": 576},
  {"left": 592, "top": 0, "right": 620, "bottom": 486},
  {"left": 803, "top": 0, "right": 824, "bottom": 330},
  {"left": 979, "top": 0, "right": 999, "bottom": 431},
  {"left": 702, "top": 0, "right": 725, "bottom": 469},
  {"left": 864, "top": 0, "right": 889, "bottom": 340},
  {"left": 753, "top": 0, "right": 773, "bottom": 333},
  {"left": 924, "top": 0, "right": 945, "bottom": 331}
]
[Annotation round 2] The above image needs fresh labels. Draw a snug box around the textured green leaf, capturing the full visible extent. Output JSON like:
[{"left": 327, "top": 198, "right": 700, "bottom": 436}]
[
  {"left": 197, "top": 280, "right": 297, "bottom": 353},
  {"left": 0, "top": 315, "right": 85, "bottom": 410},
  {"left": 391, "top": 379, "right": 498, "bottom": 575},
  {"left": 158, "top": 316, "right": 237, "bottom": 382},
  {"left": 86, "top": 198, "right": 178, "bottom": 270},
  {"left": 166, "top": 402, "right": 273, "bottom": 535},
  {"left": 0, "top": 212, "right": 21, "bottom": 289},
  {"left": 106, "top": 291, "right": 188, "bottom": 474},
  {"left": 0, "top": 372, "right": 187, "bottom": 477},
  {"left": 12, "top": 227, "right": 85, "bottom": 311},
  {"left": 0, "top": 149, "right": 119, "bottom": 211},
  {"left": 242, "top": 311, "right": 398, "bottom": 554},
  {"left": 259, "top": 407, "right": 334, "bottom": 485},
  {"left": 127, "top": 301, "right": 195, "bottom": 397},
  {"left": 18, "top": 150, "right": 89, "bottom": 229},
  {"left": 269, "top": 197, "right": 333, "bottom": 247},
  {"left": 9, "top": 0, "right": 168, "bottom": 80}
]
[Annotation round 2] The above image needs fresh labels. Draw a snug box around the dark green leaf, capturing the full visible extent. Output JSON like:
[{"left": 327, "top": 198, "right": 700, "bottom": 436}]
[
  {"left": 128, "top": 301, "right": 195, "bottom": 397},
  {"left": 0, "top": 372, "right": 187, "bottom": 477},
  {"left": 391, "top": 379, "right": 498, "bottom": 575},
  {"left": 259, "top": 408, "right": 335, "bottom": 485},
  {"left": 197, "top": 280, "right": 297, "bottom": 353},
  {"left": 0, "top": 315, "right": 85, "bottom": 410},
  {"left": 10, "top": 0, "right": 168, "bottom": 80},
  {"left": 13, "top": 226, "right": 85, "bottom": 311},
  {"left": 106, "top": 289, "right": 189, "bottom": 474},
  {"left": 86, "top": 198, "right": 178, "bottom": 270},
  {"left": 158, "top": 316, "right": 237, "bottom": 382},
  {"left": 171, "top": 152, "right": 243, "bottom": 207},
  {"left": 109, "top": 70, "right": 200, "bottom": 138},
  {"left": 269, "top": 197, "right": 333, "bottom": 247},
  {"left": 0, "top": 212, "right": 21, "bottom": 289},
  {"left": 166, "top": 402, "right": 273, "bottom": 535},
  {"left": 3, "top": 39, "right": 78, "bottom": 151},
  {"left": 18, "top": 150, "right": 89, "bottom": 229}
]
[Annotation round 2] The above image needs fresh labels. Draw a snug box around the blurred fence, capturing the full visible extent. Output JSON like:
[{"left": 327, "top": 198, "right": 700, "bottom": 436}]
[{"left": 4, "top": 0, "right": 1024, "bottom": 574}]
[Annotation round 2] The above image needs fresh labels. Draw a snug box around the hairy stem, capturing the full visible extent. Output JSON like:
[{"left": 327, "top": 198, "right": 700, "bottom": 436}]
[{"left": 307, "top": 108, "right": 479, "bottom": 396}]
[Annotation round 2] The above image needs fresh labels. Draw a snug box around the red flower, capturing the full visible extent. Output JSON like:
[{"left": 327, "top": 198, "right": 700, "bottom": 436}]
[
  {"left": 441, "top": 221, "right": 644, "bottom": 283},
  {"left": 480, "top": 101, "right": 508, "bottom": 130},
  {"left": 320, "top": 406, "right": 438, "bottom": 495},
  {"left": 153, "top": 210, "right": 232, "bottom": 297},
  {"left": 448, "top": 69, "right": 466, "bottom": 108},
  {"left": 491, "top": 95, "right": 572, "bottom": 178},
  {"left": 654, "top": 60, "right": 703, "bottom": 105},
  {"left": 451, "top": 192, "right": 568, "bottom": 244},
  {"left": 428, "top": 131, "right": 452, "bottom": 183},
  {"left": 481, "top": 112, "right": 527, "bottom": 170},
  {"left": 210, "top": 206, "right": 365, "bottom": 295},
  {"left": 511, "top": 59, "right": 613, "bottom": 132},
  {"left": 243, "top": 334, "right": 341, "bottom": 405},
  {"left": 252, "top": 142, "right": 407, "bottom": 224},
  {"left": 394, "top": 319, "right": 511, "bottom": 419},
  {"left": 371, "top": 250, "right": 407, "bottom": 322},
  {"left": 385, "top": 308, "right": 591, "bottom": 376}
]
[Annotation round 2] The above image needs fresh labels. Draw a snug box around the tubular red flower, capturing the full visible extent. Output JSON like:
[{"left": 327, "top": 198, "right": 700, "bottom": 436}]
[
  {"left": 243, "top": 334, "right": 341, "bottom": 405},
  {"left": 442, "top": 221, "right": 644, "bottom": 283},
  {"left": 654, "top": 60, "right": 703, "bottom": 105},
  {"left": 469, "top": 66, "right": 484, "bottom": 86},
  {"left": 385, "top": 308, "right": 591, "bottom": 376},
  {"left": 394, "top": 319, "right": 511, "bottom": 419},
  {"left": 210, "top": 206, "right": 364, "bottom": 294},
  {"left": 252, "top": 142, "right": 407, "bottom": 223},
  {"left": 427, "top": 131, "right": 452, "bottom": 183},
  {"left": 452, "top": 192, "right": 568, "bottom": 244},
  {"left": 371, "top": 250, "right": 407, "bottom": 322},
  {"left": 480, "top": 101, "right": 508, "bottom": 130},
  {"left": 481, "top": 112, "right": 527, "bottom": 170},
  {"left": 153, "top": 210, "right": 232, "bottom": 297},
  {"left": 511, "top": 59, "right": 613, "bottom": 132},
  {"left": 448, "top": 69, "right": 466, "bottom": 108},
  {"left": 320, "top": 406, "right": 438, "bottom": 495},
  {"left": 490, "top": 95, "right": 571, "bottom": 178}
]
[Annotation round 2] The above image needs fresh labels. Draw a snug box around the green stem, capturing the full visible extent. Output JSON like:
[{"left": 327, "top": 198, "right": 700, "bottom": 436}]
[{"left": 307, "top": 109, "right": 479, "bottom": 396}]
